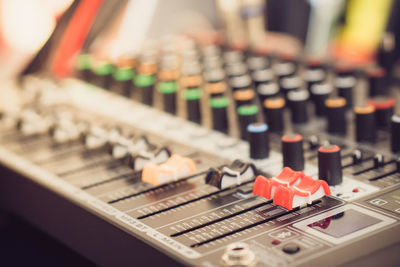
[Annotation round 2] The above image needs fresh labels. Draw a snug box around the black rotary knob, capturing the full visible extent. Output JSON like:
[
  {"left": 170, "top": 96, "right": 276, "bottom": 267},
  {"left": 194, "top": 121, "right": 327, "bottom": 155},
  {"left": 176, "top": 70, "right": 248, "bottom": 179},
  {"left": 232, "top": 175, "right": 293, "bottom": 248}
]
[
  {"left": 280, "top": 75, "right": 302, "bottom": 97},
  {"left": 230, "top": 75, "right": 252, "bottom": 91},
  {"left": 134, "top": 73, "right": 156, "bottom": 106},
  {"left": 263, "top": 97, "right": 285, "bottom": 133},
  {"left": 204, "top": 68, "right": 225, "bottom": 83},
  {"left": 237, "top": 104, "right": 259, "bottom": 140},
  {"left": 206, "top": 81, "right": 227, "bottom": 97},
  {"left": 310, "top": 83, "right": 333, "bottom": 117},
  {"left": 304, "top": 68, "right": 325, "bottom": 92},
  {"left": 318, "top": 144, "right": 343, "bottom": 186},
  {"left": 226, "top": 62, "right": 248, "bottom": 78},
  {"left": 334, "top": 75, "right": 357, "bottom": 109},
  {"left": 257, "top": 82, "right": 279, "bottom": 103},
  {"left": 325, "top": 97, "right": 347, "bottom": 135},
  {"left": 391, "top": 114, "right": 400, "bottom": 153},
  {"left": 368, "top": 67, "right": 388, "bottom": 97},
  {"left": 282, "top": 133, "right": 304, "bottom": 171},
  {"left": 274, "top": 62, "right": 296, "bottom": 81},
  {"left": 287, "top": 90, "right": 309, "bottom": 124},
  {"left": 181, "top": 74, "right": 202, "bottom": 90},
  {"left": 158, "top": 81, "right": 178, "bottom": 114},
  {"left": 247, "top": 122, "right": 269, "bottom": 159},
  {"left": 247, "top": 56, "right": 269, "bottom": 72},
  {"left": 366, "top": 97, "right": 395, "bottom": 129},
  {"left": 183, "top": 89, "right": 202, "bottom": 124},
  {"left": 233, "top": 89, "right": 255, "bottom": 106},
  {"left": 210, "top": 97, "right": 229, "bottom": 133},
  {"left": 252, "top": 68, "right": 274, "bottom": 88},
  {"left": 223, "top": 50, "right": 243, "bottom": 65},
  {"left": 354, "top": 105, "right": 376, "bottom": 143}
]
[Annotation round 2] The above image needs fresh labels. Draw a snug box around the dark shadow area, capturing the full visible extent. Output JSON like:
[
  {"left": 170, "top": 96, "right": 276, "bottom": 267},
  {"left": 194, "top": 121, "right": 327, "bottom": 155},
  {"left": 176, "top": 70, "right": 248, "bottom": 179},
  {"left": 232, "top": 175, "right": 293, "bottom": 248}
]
[{"left": 0, "top": 212, "right": 96, "bottom": 267}]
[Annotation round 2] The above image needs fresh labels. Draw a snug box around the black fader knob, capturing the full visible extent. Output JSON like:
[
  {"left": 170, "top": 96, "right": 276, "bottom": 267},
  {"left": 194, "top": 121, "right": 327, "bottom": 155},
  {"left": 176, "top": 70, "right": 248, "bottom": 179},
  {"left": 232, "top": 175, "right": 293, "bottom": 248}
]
[
  {"left": 282, "top": 133, "right": 304, "bottom": 171},
  {"left": 318, "top": 144, "right": 343, "bottom": 186},
  {"left": 263, "top": 97, "right": 285, "bottom": 133},
  {"left": 247, "top": 122, "right": 269, "bottom": 159},
  {"left": 391, "top": 114, "right": 400, "bottom": 153},
  {"left": 325, "top": 97, "right": 347, "bottom": 135},
  {"left": 354, "top": 105, "right": 376, "bottom": 143},
  {"left": 287, "top": 90, "right": 309, "bottom": 124},
  {"left": 210, "top": 97, "right": 229, "bottom": 134}
]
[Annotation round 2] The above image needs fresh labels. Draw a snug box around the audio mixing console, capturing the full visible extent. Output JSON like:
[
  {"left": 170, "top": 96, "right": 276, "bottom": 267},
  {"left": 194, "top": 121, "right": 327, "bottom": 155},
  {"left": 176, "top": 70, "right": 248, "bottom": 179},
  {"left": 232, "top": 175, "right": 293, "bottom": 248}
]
[{"left": 0, "top": 41, "right": 399, "bottom": 267}]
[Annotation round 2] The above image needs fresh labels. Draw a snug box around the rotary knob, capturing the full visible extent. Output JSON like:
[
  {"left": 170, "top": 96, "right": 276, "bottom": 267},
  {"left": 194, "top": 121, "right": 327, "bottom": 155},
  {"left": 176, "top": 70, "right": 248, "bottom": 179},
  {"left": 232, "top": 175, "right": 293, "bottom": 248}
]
[
  {"left": 248, "top": 123, "right": 269, "bottom": 159},
  {"left": 391, "top": 114, "right": 400, "bottom": 153},
  {"left": 354, "top": 105, "right": 376, "bottom": 143},
  {"left": 318, "top": 144, "right": 343, "bottom": 186},
  {"left": 325, "top": 97, "right": 347, "bottom": 135},
  {"left": 282, "top": 133, "right": 304, "bottom": 171}
]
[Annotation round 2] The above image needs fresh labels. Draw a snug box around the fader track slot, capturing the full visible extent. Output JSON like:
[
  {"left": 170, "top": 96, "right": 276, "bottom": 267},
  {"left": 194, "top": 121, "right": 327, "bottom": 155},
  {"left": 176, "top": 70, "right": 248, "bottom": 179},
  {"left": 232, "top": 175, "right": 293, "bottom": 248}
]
[
  {"left": 189, "top": 200, "right": 322, "bottom": 248},
  {"left": 136, "top": 180, "right": 254, "bottom": 219},
  {"left": 170, "top": 200, "right": 272, "bottom": 237}
]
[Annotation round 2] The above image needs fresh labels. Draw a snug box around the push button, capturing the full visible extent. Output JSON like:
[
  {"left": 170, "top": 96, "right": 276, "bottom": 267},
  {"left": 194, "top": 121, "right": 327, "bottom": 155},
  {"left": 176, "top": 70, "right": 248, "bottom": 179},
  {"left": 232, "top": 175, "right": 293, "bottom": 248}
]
[{"left": 282, "top": 243, "right": 300, "bottom": 254}]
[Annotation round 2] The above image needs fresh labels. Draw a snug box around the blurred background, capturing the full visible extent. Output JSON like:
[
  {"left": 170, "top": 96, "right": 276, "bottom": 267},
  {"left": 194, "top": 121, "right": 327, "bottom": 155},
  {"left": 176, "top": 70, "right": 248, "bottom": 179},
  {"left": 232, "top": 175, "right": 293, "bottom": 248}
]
[
  {"left": 0, "top": 0, "right": 399, "bottom": 265},
  {"left": 0, "top": 0, "right": 399, "bottom": 80}
]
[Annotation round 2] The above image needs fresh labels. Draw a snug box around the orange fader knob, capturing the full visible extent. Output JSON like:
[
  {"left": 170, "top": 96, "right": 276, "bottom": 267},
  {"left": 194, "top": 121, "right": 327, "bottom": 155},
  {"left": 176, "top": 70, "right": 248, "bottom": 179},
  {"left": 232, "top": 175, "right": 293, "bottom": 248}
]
[
  {"left": 273, "top": 175, "right": 330, "bottom": 210},
  {"left": 142, "top": 154, "right": 196, "bottom": 186},
  {"left": 253, "top": 167, "right": 304, "bottom": 199},
  {"left": 253, "top": 167, "right": 331, "bottom": 210}
]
